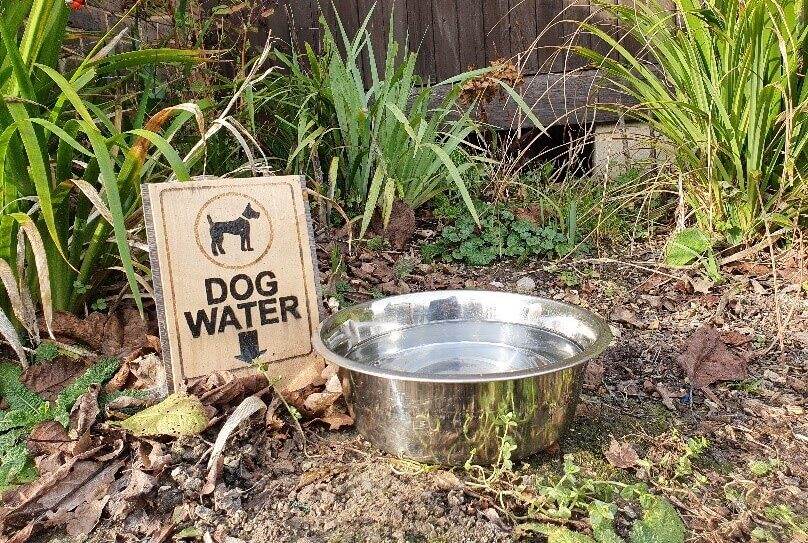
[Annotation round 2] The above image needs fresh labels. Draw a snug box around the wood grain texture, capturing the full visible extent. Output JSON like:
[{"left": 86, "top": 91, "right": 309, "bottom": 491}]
[
  {"left": 483, "top": 0, "right": 512, "bottom": 62},
  {"left": 457, "top": 2, "right": 486, "bottom": 72},
  {"left": 510, "top": 0, "right": 539, "bottom": 73},
  {"left": 408, "top": 0, "right": 436, "bottom": 79},
  {"left": 432, "top": 0, "right": 462, "bottom": 80},
  {"left": 320, "top": 0, "right": 361, "bottom": 55},
  {"left": 143, "top": 177, "right": 324, "bottom": 392}
]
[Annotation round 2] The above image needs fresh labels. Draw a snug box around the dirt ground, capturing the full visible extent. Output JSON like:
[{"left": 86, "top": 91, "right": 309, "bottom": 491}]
[{"left": 26, "top": 233, "right": 808, "bottom": 543}]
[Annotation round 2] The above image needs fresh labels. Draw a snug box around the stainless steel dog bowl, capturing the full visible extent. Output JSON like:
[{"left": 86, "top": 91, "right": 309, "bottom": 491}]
[{"left": 312, "top": 290, "right": 611, "bottom": 465}]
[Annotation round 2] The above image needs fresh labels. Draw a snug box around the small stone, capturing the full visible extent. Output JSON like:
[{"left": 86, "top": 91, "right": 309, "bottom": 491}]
[
  {"left": 214, "top": 484, "right": 242, "bottom": 515},
  {"left": 762, "top": 369, "right": 785, "bottom": 384},
  {"left": 326, "top": 297, "right": 340, "bottom": 313},
  {"left": 224, "top": 537, "right": 247, "bottom": 543},
  {"left": 489, "top": 281, "right": 504, "bottom": 289},
  {"left": 648, "top": 319, "right": 660, "bottom": 330},
  {"left": 516, "top": 276, "right": 536, "bottom": 293},
  {"left": 195, "top": 505, "right": 215, "bottom": 522},
  {"left": 274, "top": 459, "right": 296, "bottom": 475}
]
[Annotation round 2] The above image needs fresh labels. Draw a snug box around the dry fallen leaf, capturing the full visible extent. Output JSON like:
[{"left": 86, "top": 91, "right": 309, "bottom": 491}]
[
  {"left": 26, "top": 422, "right": 72, "bottom": 457},
  {"left": 677, "top": 325, "right": 748, "bottom": 388},
  {"left": 610, "top": 307, "right": 643, "bottom": 328},
  {"left": 604, "top": 437, "right": 640, "bottom": 469},
  {"left": 68, "top": 384, "right": 100, "bottom": 439},
  {"left": 114, "top": 393, "right": 208, "bottom": 437},
  {"left": 20, "top": 359, "right": 86, "bottom": 402},
  {"left": 307, "top": 413, "right": 354, "bottom": 431},
  {"left": 584, "top": 361, "right": 605, "bottom": 389}
]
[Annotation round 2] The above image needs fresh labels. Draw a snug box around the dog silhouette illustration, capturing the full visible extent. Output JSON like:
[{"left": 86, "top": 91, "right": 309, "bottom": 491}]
[{"left": 207, "top": 202, "right": 261, "bottom": 256}]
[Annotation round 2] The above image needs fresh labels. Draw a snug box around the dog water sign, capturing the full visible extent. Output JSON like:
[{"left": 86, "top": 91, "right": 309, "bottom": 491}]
[{"left": 143, "top": 176, "right": 323, "bottom": 390}]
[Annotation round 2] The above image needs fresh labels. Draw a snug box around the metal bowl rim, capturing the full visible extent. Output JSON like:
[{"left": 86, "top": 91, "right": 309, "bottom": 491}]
[{"left": 312, "top": 290, "right": 612, "bottom": 383}]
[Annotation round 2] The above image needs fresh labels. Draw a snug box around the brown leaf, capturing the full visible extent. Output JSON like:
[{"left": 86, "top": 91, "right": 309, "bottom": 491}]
[
  {"left": 604, "top": 437, "right": 640, "bottom": 469},
  {"left": 104, "top": 358, "right": 131, "bottom": 394},
  {"left": 677, "top": 325, "right": 748, "bottom": 388},
  {"left": 197, "top": 372, "right": 268, "bottom": 408},
  {"left": 302, "top": 391, "right": 341, "bottom": 416},
  {"left": 584, "top": 361, "right": 605, "bottom": 390},
  {"left": 308, "top": 413, "right": 354, "bottom": 431},
  {"left": 20, "top": 359, "right": 86, "bottom": 402},
  {"left": 26, "top": 422, "right": 72, "bottom": 457},
  {"left": 369, "top": 199, "right": 416, "bottom": 250},
  {"left": 68, "top": 384, "right": 100, "bottom": 439},
  {"left": 47, "top": 307, "right": 154, "bottom": 357},
  {"left": 119, "top": 468, "right": 156, "bottom": 501},
  {"left": 135, "top": 439, "right": 171, "bottom": 473},
  {"left": 610, "top": 307, "right": 643, "bottom": 328},
  {"left": 65, "top": 495, "right": 109, "bottom": 537},
  {"left": 720, "top": 330, "right": 751, "bottom": 347},
  {"left": 655, "top": 384, "right": 683, "bottom": 411},
  {"left": 689, "top": 275, "right": 713, "bottom": 294}
]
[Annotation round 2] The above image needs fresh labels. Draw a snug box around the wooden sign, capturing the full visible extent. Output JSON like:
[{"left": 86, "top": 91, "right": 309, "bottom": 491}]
[{"left": 143, "top": 176, "right": 323, "bottom": 391}]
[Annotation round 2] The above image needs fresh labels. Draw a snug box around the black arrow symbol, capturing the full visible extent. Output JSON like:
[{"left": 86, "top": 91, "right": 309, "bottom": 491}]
[{"left": 235, "top": 330, "right": 267, "bottom": 363}]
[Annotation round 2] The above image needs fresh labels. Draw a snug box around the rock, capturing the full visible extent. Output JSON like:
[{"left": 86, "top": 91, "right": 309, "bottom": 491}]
[
  {"left": 515, "top": 276, "right": 536, "bottom": 293},
  {"left": 214, "top": 484, "right": 242, "bottom": 515},
  {"left": 489, "top": 281, "right": 504, "bottom": 289},
  {"left": 195, "top": 505, "right": 215, "bottom": 522},
  {"left": 224, "top": 537, "right": 247, "bottom": 543},
  {"left": 274, "top": 459, "right": 296, "bottom": 475}
]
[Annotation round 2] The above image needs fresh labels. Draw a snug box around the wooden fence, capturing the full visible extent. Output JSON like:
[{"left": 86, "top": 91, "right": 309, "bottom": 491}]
[{"left": 260, "top": 0, "right": 596, "bottom": 81}]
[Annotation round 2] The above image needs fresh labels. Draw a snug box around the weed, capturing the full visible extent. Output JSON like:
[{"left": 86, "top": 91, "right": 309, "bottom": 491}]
[
  {"left": 729, "top": 378, "right": 763, "bottom": 395},
  {"left": 748, "top": 459, "right": 781, "bottom": 477},
  {"left": 394, "top": 257, "right": 416, "bottom": 280},
  {"left": 577, "top": 0, "right": 808, "bottom": 242},
  {"left": 0, "top": 359, "right": 121, "bottom": 489},
  {"left": 423, "top": 203, "right": 583, "bottom": 266},
  {"left": 560, "top": 271, "right": 580, "bottom": 288},
  {"left": 366, "top": 236, "right": 388, "bottom": 253},
  {"left": 33, "top": 342, "right": 59, "bottom": 363}
]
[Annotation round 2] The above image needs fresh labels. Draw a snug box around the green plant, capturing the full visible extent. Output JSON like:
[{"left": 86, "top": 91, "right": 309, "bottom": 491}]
[
  {"left": 748, "top": 459, "right": 781, "bottom": 477},
  {"left": 256, "top": 8, "right": 485, "bottom": 231},
  {"left": 422, "top": 203, "right": 583, "bottom": 266},
  {"left": 366, "top": 236, "right": 389, "bottom": 252},
  {"left": 0, "top": 0, "right": 206, "bottom": 361},
  {"left": 513, "top": 457, "right": 686, "bottom": 543},
  {"left": 0, "top": 358, "right": 121, "bottom": 489},
  {"left": 664, "top": 228, "right": 721, "bottom": 281},
  {"left": 576, "top": 0, "right": 808, "bottom": 242}
]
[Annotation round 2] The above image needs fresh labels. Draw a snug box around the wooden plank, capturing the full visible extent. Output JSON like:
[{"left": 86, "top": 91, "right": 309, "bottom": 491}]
[
  {"left": 377, "top": 0, "right": 409, "bottom": 71},
  {"left": 431, "top": 0, "right": 462, "bottom": 80},
  {"left": 426, "top": 69, "right": 636, "bottom": 127},
  {"left": 319, "top": 0, "right": 361, "bottom": 54},
  {"left": 562, "top": 0, "right": 594, "bottom": 70},
  {"left": 355, "top": 0, "right": 376, "bottom": 86},
  {"left": 408, "top": 0, "right": 436, "bottom": 79},
  {"left": 287, "top": 0, "right": 319, "bottom": 52},
  {"left": 535, "top": 0, "right": 566, "bottom": 73},
  {"left": 510, "top": 0, "right": 539, "bottom": 73},
  {"left": 457, "top": 2, "right": 486, "bottom": 72},
  {"left": 483, "top": 0, "right": 512, "bottom": 63}
]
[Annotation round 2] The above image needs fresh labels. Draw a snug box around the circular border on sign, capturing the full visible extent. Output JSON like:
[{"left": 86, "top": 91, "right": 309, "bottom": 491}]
[{"left": 194, "top": 192, "right": 273, "bottom": 269}]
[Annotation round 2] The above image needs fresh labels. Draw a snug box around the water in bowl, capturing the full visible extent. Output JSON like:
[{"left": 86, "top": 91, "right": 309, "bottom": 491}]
[{"left": 345, "top": 320, "right": 583, "bottom": 375}]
